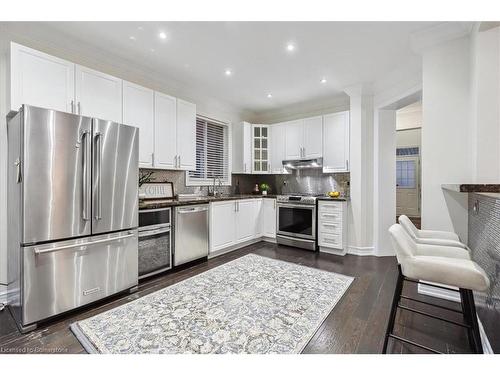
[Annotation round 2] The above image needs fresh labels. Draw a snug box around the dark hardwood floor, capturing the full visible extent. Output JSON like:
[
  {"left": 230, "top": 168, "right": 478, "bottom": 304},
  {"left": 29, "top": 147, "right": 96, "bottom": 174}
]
[{"left": 0, "top": 241, "right": 472, "bottom": 354}]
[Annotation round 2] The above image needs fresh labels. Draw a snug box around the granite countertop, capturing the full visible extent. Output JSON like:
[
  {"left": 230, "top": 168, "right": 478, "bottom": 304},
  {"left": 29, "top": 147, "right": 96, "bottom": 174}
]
[
  {"left": 139, "top": 194, "right": 277, "bottom": 209},
  {"left": 442, "top": 184, "right": 500, "bottom": 193},
  {"left": 316, "top": 196, "right": 349, "bottom": 202}
]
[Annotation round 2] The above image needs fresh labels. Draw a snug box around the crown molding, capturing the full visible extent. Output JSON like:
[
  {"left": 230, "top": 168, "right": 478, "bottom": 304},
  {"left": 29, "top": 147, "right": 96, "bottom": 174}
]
[{"left": 410, "top": 22, "right": 476, "bottom": 54}]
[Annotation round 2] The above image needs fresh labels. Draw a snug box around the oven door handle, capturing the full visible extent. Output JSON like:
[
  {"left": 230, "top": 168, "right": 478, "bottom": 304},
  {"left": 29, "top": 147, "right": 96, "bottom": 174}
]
[
  {"left": 277, "top": 203, "right": 316, "bottom": 210},
  {"left": 139, "top": 227, "right": 170, "bottom": 238}
]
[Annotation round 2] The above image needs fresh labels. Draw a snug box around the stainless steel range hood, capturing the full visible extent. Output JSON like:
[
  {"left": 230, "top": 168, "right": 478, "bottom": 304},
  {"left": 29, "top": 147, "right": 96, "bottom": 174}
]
[{"left": 282, "top": 157, "right": 323, "bottom": 170}]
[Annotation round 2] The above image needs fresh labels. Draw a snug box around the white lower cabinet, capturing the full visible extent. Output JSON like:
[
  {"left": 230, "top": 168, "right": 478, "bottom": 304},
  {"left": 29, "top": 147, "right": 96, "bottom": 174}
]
[
  {"left": 209, "top": 198, "right": 276, "bottom": 255},
  {"left": 261, "top": 198, "right": 276, "bottom": 238},
  {"left": 318, "top": 200, "right": 347, "bottom": 255}
]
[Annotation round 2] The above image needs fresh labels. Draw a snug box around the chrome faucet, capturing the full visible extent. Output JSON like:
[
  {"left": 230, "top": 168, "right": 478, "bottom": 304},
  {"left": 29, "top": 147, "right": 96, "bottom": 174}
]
[{"left": 211, "top": 176, "right": 222, "bottom": 197}]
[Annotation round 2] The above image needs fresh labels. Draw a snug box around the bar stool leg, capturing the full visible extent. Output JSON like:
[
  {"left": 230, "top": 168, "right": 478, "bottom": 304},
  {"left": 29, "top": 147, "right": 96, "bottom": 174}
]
[
  {"left": 383, "top": 265, "right": 404, "bottom": 353},
  {"left": 459, "top": 288, "right": 483, "bottom": 354}
]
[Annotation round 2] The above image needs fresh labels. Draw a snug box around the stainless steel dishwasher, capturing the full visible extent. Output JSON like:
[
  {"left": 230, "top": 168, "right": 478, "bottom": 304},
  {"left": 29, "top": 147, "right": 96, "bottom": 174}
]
[{"left": 174, "top": 204, "right": 209, "bottom": 266}]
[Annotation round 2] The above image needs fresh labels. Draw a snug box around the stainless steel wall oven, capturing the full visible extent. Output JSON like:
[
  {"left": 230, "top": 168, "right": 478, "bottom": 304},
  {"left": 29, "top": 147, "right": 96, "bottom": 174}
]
[{"left": 138, "top": 207, "right": 172, "bottom": 279}]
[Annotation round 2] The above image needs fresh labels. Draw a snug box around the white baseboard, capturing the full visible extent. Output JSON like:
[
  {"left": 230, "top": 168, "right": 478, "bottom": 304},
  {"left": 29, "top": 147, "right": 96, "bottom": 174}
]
[
  {"left": 0, "top": 284, "right": 7, "bottom": 305},
  {"left": 347, "top": 245, "right": 375, "bottom": 256},
  {"left": 417, "top": 282, "right": 493, "bottom": 354},
  {"left": 261, "top": 237, "right": 276, "bottom": 244},
  {"left": 208, "top": 238, "right": 262, "bottom": 259}
]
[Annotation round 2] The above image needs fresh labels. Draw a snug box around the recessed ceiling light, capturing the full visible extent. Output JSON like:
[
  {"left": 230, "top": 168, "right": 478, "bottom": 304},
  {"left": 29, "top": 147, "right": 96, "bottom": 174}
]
[
  {"left": 129, "top": 36, "right": 136, "bottom": 41},
  {"left": 150, "top": 48, "right": 155, "bottom": 53},
  {"left": 320, "top": 78, "right": 327, "bottom": 84},
  {"left": 137, "top": 26, "right": 144, "bottom": 31},
  {"left": 286, "top": 43, "right": 295, "bottom": 52},
  {"left": 158, "top": 32, "right": 167, "bottom": 40},
  {"left": 225, "top": 69, "right": 232, "bottom": 76},
  {"left": 267, "top": 93, "right": 273, "bottom": 99}
]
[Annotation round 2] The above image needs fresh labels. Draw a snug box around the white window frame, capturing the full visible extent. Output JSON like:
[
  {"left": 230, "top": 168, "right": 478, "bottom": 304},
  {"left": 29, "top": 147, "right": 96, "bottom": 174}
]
[{"left": 185, "top": 115, "right": 232, "bottom": 186}]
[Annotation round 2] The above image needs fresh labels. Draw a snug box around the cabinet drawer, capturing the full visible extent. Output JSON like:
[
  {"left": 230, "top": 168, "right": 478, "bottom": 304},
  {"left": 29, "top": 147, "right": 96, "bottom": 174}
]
[
  {"left": 319, "top": 233, "right": 343, "bottom": 248},
  {"left": 319, "top": 211, "right": 342, "bottom": 222},
  {"left": 319, "top": 202, "right": 343, "bottom": 213},
  {"left": 319, "top": 221, "right": 342, "bottom": 234}
]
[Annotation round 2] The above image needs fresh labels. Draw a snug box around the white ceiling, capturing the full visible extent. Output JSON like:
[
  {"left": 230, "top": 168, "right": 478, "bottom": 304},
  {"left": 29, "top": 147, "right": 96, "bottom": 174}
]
[{"left": 6, "top": 22, "right": 440, "bottom": 115}]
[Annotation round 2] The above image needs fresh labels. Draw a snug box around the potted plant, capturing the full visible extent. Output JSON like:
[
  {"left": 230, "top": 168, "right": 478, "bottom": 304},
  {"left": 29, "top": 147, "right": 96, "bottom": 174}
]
[{"left": 260, "top": 183, "right": 270, "bottom": 195}]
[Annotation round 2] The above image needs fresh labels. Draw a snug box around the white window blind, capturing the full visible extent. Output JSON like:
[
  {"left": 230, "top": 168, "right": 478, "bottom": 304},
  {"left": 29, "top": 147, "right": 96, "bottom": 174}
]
[{"left": 187, "top": 116, "right": 230, "bottom": 185}]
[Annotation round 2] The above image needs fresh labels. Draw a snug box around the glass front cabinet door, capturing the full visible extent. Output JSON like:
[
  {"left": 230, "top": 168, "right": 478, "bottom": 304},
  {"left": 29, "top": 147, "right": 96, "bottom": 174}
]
[{"left": 252, "top": 124, "right": 270, "bottom": 173}]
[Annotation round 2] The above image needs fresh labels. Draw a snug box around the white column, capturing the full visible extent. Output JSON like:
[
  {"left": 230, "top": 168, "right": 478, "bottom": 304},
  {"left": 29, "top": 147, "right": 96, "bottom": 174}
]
[
  {"left": 344, "top": 84, "right": 374, "bottom": 254},
  {"left": 421, "top": 36, "right": 473, "bottom": 241},
  {"left": 373, "top": 109, "right": 397, "bottom": 256}
]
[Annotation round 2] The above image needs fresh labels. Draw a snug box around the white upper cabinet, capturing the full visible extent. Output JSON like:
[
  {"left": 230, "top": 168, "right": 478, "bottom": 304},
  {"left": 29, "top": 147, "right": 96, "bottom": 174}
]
[
  {"left": 270, "top": 123, "right": 287, "bottom": 174},
  {"left": 252, "top": 125, "right": 270, "bottom": 173},
  {"left": 323, "top": 111, "right": 350, "bottom": 172},
  {"left": 9, "top": 42, "right": 75, "bottom": 114},
  {"left": 284, "top": 120, "right": 303, "bottom": 160},
  {"left": 154, "top": 92, "right": 177, "bottom": 169},
  {"left": 122, "top": 81, "right": 154, "bottom": 168},
  {"left": 75, "top": 65, "right": 123, "bottom": 123},
  {"left": 232, "top": 122, "right": 252, "bottom": 174},
  {"left": 303, "top": 116, "right": 323, "bottom": 158},
  {"left": 176, "top": 99, "right": 197, "bottom": 171}
]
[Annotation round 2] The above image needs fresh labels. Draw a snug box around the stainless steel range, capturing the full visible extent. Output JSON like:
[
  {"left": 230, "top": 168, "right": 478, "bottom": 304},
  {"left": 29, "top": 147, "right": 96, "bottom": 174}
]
[{"left": 276, "top": 194, "right": 319, "bottom": 251}]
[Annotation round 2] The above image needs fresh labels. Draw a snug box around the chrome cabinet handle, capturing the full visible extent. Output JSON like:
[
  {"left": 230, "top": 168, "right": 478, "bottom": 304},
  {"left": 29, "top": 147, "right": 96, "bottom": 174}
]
[
  {"left": 14, "top": 158, "right": 22, "bottom": 183},
  {"left": 346, "top": 159, "right": 349, "bottom": 170},
  {"left": 34, "top": 232, "right": 136, "bottom": 255},
  {"left": 178, "top": 155, "right": 181, "bottom": 168},
  {"left": 81, "top": 130, "right": 90, "bottom": 221},
  {"left": 95, "top": 131, "right": 102, "bottom": 220},
  {"left": 244, "top": 163, "right": 247, "bottom": 173},
  {"left": 138, "top": 227, "right": 170, "bottom": 237},
  {"left": 71, "top": 100, "right": 75, "bottom": 114},
  {"left": 152, "top": 153, "right": 155, "bottom": 166},
  {"left": 77, "top": 101, "right": 81, "bottom": 115}
]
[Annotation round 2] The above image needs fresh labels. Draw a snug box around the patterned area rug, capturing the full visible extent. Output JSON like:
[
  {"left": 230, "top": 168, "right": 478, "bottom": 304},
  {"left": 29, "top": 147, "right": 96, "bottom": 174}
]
[{"left": 71, "top": 254, "right": 353, "bottom": 354}]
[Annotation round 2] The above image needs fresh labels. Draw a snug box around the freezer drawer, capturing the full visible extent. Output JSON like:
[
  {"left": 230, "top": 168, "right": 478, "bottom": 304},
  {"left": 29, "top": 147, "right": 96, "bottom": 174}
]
[
  {"left": 174, "top": 205, "right": 209, "bottom": 266},
  {"left": 21, "top": 230, "right": 138, "bottom": 325}
]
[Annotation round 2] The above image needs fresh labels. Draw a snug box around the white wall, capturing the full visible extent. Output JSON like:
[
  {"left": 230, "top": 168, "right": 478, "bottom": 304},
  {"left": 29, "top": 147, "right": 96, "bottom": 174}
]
[
  {"left": 396, "top": 102, "right": 422, "bottom": 130},
  {"left": 396, "top": 128, "right": 421, "bottom": 148},
  {"left": 471, "top": 26, "right": 500, "bottom": 183},
  {"left": 421, "top": 36, "right": 473, "bottom": 241}
]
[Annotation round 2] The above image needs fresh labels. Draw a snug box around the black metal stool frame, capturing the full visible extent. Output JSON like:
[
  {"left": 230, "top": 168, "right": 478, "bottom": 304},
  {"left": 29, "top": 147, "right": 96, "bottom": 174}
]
[{"left": 382, "top": 265, "right": 484, "bottom": 354}]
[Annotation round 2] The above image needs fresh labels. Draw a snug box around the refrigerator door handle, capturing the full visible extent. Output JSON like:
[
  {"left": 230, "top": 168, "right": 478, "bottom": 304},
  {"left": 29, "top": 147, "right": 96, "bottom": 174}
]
[
  {"left": 33, "top": 231, "right": 136, "bottom": 255},
  {"left": 81, "top": 130, "right": 90, "bottom": 221},
  {"left": 94, "top": 131, "right": 103, "bottom": 220}
]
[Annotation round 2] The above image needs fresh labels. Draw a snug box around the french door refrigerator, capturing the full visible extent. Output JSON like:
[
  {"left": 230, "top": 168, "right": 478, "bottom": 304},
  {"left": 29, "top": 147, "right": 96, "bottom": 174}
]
[{"left": 7, "top": 105, "right": 139, "bottom": 332}]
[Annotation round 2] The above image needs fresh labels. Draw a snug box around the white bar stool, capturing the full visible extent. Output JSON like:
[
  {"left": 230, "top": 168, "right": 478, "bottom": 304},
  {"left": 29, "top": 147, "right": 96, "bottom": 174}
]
[
  {"left": 384, "top": 223, "right": 490, "bottom": 354},
  {"left": 398, "top": 215, "right": 469, "bottom": 249}
]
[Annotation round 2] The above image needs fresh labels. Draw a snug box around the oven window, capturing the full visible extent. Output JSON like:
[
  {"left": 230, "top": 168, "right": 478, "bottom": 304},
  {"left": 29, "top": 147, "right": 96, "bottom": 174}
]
[
  {"left": 278, "top": 206, "right": 313, "bottom": 236},
  {"left": 138, "top": 230, "right": 171, "bottom": 276},
  {"left": 139, "top": 209, "right": 171, "bottom": 227}
]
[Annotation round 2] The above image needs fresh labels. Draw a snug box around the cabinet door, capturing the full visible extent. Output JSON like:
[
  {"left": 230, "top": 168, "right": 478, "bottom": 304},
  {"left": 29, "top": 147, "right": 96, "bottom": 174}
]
[
  {"left": 323, "top": 111, "right": 350, "bottom": 172},
  {"left": 270, "top": 123, "right": 287, "bottom": 174},
  {"left": 252, "top": 125, "right": 270, "bottom": 173},
  {"left": 176, "top": 99, "right": 196, "bottom": 171},
  {"left": 284, "top": 120, "right": 303, "bottom": 160},
  {"left": 10, "top": 42, "right": 75, "bottom": 113},
  {"left": 123, "top": 81, "right": 154, "bottom": 168},
  {"left": 303, "top": 116, "right": 323, "bottom": 158},
  {"left": 262, "top": 199, "right": 276, "bottom": 238},
  {"left": 210, "top": 201, "right": 236, "bottom": 252},
  {"left": 236, "top": 200, "right": 257, "bottom": 243},
  {"left": 154, "top": 92, "right": 177, "bottom": 169},
  {"left": 75, "top": 65, "right": 123, "bottom": 123}
]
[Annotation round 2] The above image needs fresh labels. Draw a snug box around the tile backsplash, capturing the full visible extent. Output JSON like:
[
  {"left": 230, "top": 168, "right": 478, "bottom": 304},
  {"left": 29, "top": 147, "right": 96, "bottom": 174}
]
[{"left": 140, "top": 168, "right": 350, "bottom": 197}]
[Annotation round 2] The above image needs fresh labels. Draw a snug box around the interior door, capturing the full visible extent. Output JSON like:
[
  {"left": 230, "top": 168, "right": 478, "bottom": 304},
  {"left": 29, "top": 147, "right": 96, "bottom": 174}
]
[
  {"left": 396, "top": 156, "right": 420, "bottom": 217},
  {"left": 92, "top": 119, "right": 139, "bottom": 234},
  {"left": 22, "top": 106, "right": 92, "bottom": 244},
  {"left": 75, "top": 65, "right": 123, "bottom": 123}
]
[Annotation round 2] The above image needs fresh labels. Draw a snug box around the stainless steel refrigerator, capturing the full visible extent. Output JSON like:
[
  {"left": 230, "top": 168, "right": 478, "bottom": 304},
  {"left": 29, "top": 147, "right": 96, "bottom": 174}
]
[{"left": 7, "top": 105, "right": 139, "bottom": 332}]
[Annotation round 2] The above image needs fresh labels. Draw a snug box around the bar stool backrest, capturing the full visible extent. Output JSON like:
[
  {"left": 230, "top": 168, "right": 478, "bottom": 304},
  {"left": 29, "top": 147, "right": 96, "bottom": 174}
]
[
  {"left": 388, "top": 223, "right": 417, "bottom": 264},
  {"left": 398, "top": 215, "right": 419, "bottom": 240}
]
